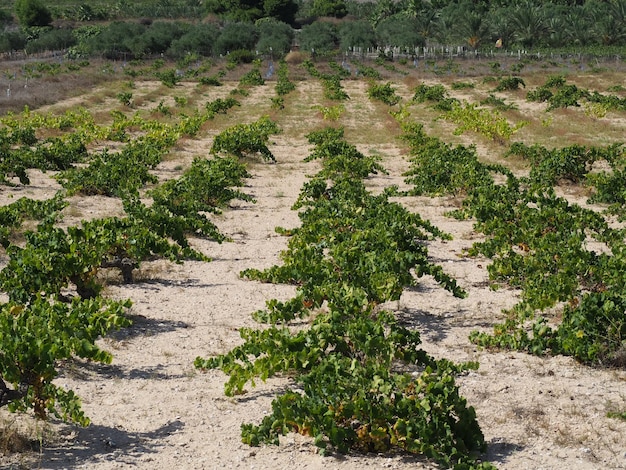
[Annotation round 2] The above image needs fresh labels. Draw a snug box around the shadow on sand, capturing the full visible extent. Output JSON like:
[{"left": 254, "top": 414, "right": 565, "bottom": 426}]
[{"left": 39, "top": 419, "right": 185, "bottom": 469}]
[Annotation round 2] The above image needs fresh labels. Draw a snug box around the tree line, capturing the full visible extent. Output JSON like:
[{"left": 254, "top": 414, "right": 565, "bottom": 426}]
[{"left": 1, "top": 0, "right": 626, "bottom": 60}]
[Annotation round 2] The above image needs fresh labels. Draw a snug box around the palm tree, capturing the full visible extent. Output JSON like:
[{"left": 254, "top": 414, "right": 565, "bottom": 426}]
[
  {"left": 510, "top": 1, "right": 549, "bottom": 49},
  {"left": 459, "top": 11, "right": 491, "bottom": 50},
  {"left": 370, "top": 0, "right": 399, "bottom": 27},
  {"left": 563, "top": 8, "right": 598, "bottom": 47},
  {"left": 487, "top": 6, "right": 517, "bottom": 50},
  {"left": 414, "top": 7, "right": 440, "bottom": 42},
  {"left": 440, "top": 1, "right": 490, "bottom": 50},
  {"left": 400, "top": 0, "right": 439, "bottom": 42},
  {"left": 595, "top": 0, "right": 626, "bottom": 45},
  {"left": 432, "top": 12, "right": 457, "bottom": 45}
]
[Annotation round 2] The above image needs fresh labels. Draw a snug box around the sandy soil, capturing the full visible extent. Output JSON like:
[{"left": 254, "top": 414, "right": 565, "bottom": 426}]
[{"left": 0, "top": 77, "right": 625, "bottom": 470}]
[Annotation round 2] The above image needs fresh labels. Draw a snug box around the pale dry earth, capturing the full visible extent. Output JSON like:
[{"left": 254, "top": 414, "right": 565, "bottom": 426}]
[{"left": 0, "top": 76, "right": 625, "bottom": 470}]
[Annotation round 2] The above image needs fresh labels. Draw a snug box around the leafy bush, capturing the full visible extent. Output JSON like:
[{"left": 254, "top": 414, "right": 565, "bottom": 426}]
[
  {"left": 168, "top": 23, "right": 219, "bottom": 58},
  {"left": 116, "top": 91, "right": 133, "bottom": 106},
  {"left": 211, "top": 116, "right": 280, "bottom": 162},
  {"left": 156, "top": 68, "right": 181, "bottom": 87},
  {"left": 205, "top": 0, "right": 281, "bottom": 22},
  {"left": 310, "top": 0, "right": 348, "bottom": 18},
  {"left": 255, "top": 18, "right": 294, "bottom": 56},
  {"left": 199, "top": 75, "right": 223, "bottom": 86},
  {"left": 506, "top": 141, "right": 623, "bottom": 186},
  {"left": 442, "top": 101, "right": 527, "bottom": 143},
  {"left": 351, "top": 60, "right": 382, "bottom": 79},
  {"left": 321, "top": 75, "right": 349, "bottom": 100},
  {"left": 299, "top": 21, "right": 338, "bottom": 54},
  {"left": 0, "top": 296, "right": 130, "bottom": 425},
  {"left": 239, "top": 64, "right": 265, "bottom": 86},
  {"left": 274, "top": 61, "right": 295, "bottom": 96},
  {"left": 59, "top": 3, "right": 109, "bottom": 21},
  {"left": 0, "top": 194, "right": 67, "bottom": 248},
  {"left": 548, "top": 84, "right": 590, "bottom": 110},
  {"left": 312, "top": 104, "right": 344, "bottom": 120},
  {"left": 0, "top": 192, "right": 218, "bottom": 302},
  {"left": 412, "top": 83, "right": 456, "bottom": 111},
  {"left": 0, "top": 31, "right": 27, "bottom": 52},
  {"left": 83, "top": 21, "right": 146, "bottom": 59},
  {"left": 261, "top": 0, "right": 298, "bottom": 24},
  {"left": 451, "top": 81, "right": 476, "bottom": 90},
  {"left": 24, "top": 28, "right": 76, "bottom": 54},
  {"left": 338, "top": 19, "right": 376, "bottom": 51},
  {"left": 14, "top": 0, "right": 51, "bottom": 27},
  {"left": 148, "top": 156, "right": 254, "bottom": 218},
  {"left": 493, "top": 76, "right": 526, "bottom": 91},
  {"left": 226, "top": 48, "right": 256, "bottom": 65},
  {"left": 401, "top": 122, "right": 511, "bottom": 197},
  {"left": 526, "top": 87, "right": 553, "bottom": 103},
  {"left": 0, "top": 120, "right": 89, "bottom": 185},
  {"left": 480, "top": 94, "right": 517, "bottom": 111},
  {"left": 471, "top": 291, "right": 626, "bottom": 366},
  {"left": 129, "top": 21, "right": 187, "bottom": 57},
  {"left": 57, "top": 133, "right": 168, "bottom": 196},
  {"left": 375, "top": 14, "right": 425, "bottom": 49},
  {"left": 0, "top": 8, "right": 13, "bottom": 25},
  {"left": 214, "top": 22, "right": 259, "bottom": 56},
  {"left": 205, "top": 97, "right": 240, "bottom": 116},
  {"left": 367, "top": 82, "right": 401, "bottom": 106},
  {"left": 526, "top": 75, "right": 591, "bottom": 110}
]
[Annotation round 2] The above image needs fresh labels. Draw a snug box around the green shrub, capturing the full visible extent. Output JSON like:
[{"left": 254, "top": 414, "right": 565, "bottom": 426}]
[
  {"left": 14, "top": 0, "right": 51, "bottom": 27},
  {"left": 338, "top": 19, "right": 376, "bottom": 51},
  {"left": 0, "top": 8, "right": 13, "bottom": 25},
  {"left": 83, "top": 21, "right": 146, "bottom": 59},
  {"left": 412, "top": 83, "right": 457, "bottom": 111},
  {"left": 129, "top": 21, "right": 187, "bottom": 57},
  {"left": 215, "top": 22, "right": 259, "bottom": 56},
  {"left": 116, "top": 91, "right": 133, "bottom": 107},
  {"left": 156, "top": 69, "right": 181, "bottom": 88},
  {"left": 24, "top": 28, "right": 76, "bottom": 54},
  {"left": 239, "top": 65, "right": 265, "bottom": 86},
  {"left": 274, "top": 61, "right": 295, "bottom": 95},
  {"left": 493, "top": 76, "right": 526, "bottom": 92},
  {"left": 168, "top": 23, "right": 219, "bottom": 58},
  {"left": 375, "top": 14, "right": 424, "bottom": 49},
  {"left": 255, "top": 18, "right": 293, "bottom": 56},
  {"left": 299, "top": 21, "right": 338, "bottom": 54},
  {"left": 367, "top": 82, "right": 401, "bottom": 106},
  {"left": 226, "top": 49, "right": 256, "bottom": 65},
  {"left": 199, "top": 75, "right": 223, "bottom": 86},
  {"left": 211, "top": 116, "right": 280, "bottom": 162},
  {"left": 310, "top": 0, "right": 348, "bottom": 18},
  {"left": 451, "top": 81, "right": 475, "bottom": 90},
  {"left": 0, "top": 31, "right": 27, "bottom": 53}
]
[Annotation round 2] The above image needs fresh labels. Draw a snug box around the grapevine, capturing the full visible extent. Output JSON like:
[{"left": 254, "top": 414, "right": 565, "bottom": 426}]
[
  {"left": 211, "top": 116, "right": 280, "bottom": 162},
  {"left": 196, "top": 127, "right": 493, "bottom": 469},
  {"left": 400, "top": 117, "right": 626, "bottom": 366}
]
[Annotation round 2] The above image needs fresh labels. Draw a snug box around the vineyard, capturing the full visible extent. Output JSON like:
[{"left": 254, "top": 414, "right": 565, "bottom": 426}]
[{"left": 0, "top": 54, "right": 625, "bottom": 469}]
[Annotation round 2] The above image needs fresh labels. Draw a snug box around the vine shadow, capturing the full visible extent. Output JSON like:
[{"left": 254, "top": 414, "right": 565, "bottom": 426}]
[
  {"left": 108, "top": 313, "right": 191, "bottom": 342},
  {"left": 63, "top": 359, "right": 189, "bottom": 382},
  {"left": 40, "top": 419, "right": 185, "bottom": 469},
  {"left": 484, "top": 438, "right": 524, "bottom": 467},
  {"left": 395, "top": 307, "right": 455, "bottom": 343}
]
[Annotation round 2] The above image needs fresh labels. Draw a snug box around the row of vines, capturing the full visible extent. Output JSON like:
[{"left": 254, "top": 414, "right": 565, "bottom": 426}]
[
  {"left": 195, "top": 126, "right": 492, "bottom": 468},
  {"left": 0, "top": 80, "right": 282, "bottom": 425}
]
